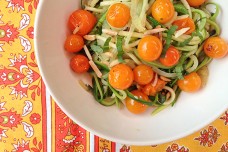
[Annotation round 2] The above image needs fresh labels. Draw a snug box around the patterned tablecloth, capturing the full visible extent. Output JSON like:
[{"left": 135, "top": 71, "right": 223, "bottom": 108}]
[{"left": 0, "top": 0, "right": 228, "bottom": 151}]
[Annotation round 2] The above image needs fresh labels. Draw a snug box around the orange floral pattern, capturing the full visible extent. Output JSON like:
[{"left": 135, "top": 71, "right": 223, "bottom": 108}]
[{"left": 1, "top": 0, "right": 228, "bottom": 151}]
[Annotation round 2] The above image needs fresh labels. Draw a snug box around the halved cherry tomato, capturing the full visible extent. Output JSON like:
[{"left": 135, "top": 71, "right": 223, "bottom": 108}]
[
  {"left": 186, "top": 0, "right": 206, "bottom": 7},
  {"left": 204, "top": 37, "right": 228, "bottom": 59},
  {"left": 137, "top": 36, "right": 162, "bottom": 62},
  {"left": 159, "top": 46, "right": 180, "bottom": 67},
  {"left": 177, "top": 72, "right": 201, "bottom": 92},
  {"left": 106, "top": 3, "right": 130, "bottom": 28},
  {"left": 68, "top": 10, "right": 97, "bottom": 36},
  {"left": 125, "top": 90, "right": 149, "bottom": 114},
  {"left": 70, "top": 54, "right": 90, "bottom": 73},
  {"left": 151, "top": 0, "right": 175, "bottom": 24},
  {"left": 172, "top": 17, "right": 195, "bottom": 35},
  {"left": 109, "top": 64, "right": 134, "bottom": 90},
  {"left": 133, "top": 64, "right": 154, "bottom": 85},
  {"left": 142, "top": 78, "right": 167, "bottom": 96},
  {"left": 64, "top": 34, "right": 84, "bottom": 53}
]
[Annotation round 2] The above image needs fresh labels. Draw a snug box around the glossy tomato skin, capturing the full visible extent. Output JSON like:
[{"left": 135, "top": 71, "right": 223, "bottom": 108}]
[
  {"left": 108, "top": 64, "right": 134, "bottom": 90},
  {"left": 172, "top": 17, "right": 195, "bottom": 35},
  {"left": 186, "top": 0, "right": 206, "bottom": 7},
  {"left": 70, "top": 55, "right": 90, "bottom": 73},
  {"left": 151, "top": 0, "right": 175, "bottom": 24},
  {"left": 177, "top": 72, "right": 201, "bottom": 92},
  {"left": 125, "top": 90, "right": 149, "bottom": 114},
  {"left": 68, "top": 10, "right": 97, "bottom": 36},
  {"left": 106, "top": 3, "right": 130, "bottom": 28},
  {"left": 137, "top": 36, "right": 163, "bottom": 62},
  {"left": 204, "top": 37, "right": 228, "bottom": 59},
  {"left": 64, "top": 34, "right": 84, "bottom": 53},
  {"left": 133, "top": 64, "right": 154, "bottom": 85},
  {"left": 159, "top": 46, "right": 180, "bottom": 67}
]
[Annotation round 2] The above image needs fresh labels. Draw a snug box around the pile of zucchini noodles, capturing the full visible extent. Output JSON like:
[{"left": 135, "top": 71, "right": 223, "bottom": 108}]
[{"left": 80, "top": 0, "right": 220, "bottom": 114}]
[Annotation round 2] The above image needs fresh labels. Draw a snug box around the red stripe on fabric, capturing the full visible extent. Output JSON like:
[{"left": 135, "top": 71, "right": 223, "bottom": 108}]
[
  {"left": 94, "top": 135, "right": 99, "bottom": 152},
  {"left": 111, "top": 142, "right": 116, "bottom": 152},
  {"left": 41, "top": 80, "right": 47, "bottom": 152}
]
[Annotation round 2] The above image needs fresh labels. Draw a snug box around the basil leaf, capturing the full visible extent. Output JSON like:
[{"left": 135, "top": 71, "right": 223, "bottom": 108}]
[
  {"left": 174, "top": 3, "right": 189, "bottom": 15},
  {"left": 91, "top": 45, "right": 103, "bottom": 53},
  {"left": 162, "top": 25, "right": 178, "bottom": 57},
  {"left": 116, "top": 36, "right": 124, "bottom": 63},
  {"left": 147, "top": 16, "right": 161, "bottom": 27},
  {"left": 103, "top": 37, "right": 111, "bottom": 51}
]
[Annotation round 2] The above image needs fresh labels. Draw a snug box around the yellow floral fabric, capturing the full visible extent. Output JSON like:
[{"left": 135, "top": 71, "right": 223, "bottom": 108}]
[{"left": 0, "top": 0, "right": 228, "bottom": 151}]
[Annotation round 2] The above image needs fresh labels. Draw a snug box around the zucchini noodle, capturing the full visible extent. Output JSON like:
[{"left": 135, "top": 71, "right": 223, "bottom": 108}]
[
  {"left": 175, "top": 45, "right": 198, "bottom": 51},
  {"left": 152, "top": 67, "right": 177, "bottom": 78},
  {"left": 180, "top": 0, "right": 192, "bottom": 18},
  {"left": 85, "top": 6, "right": 105, "bottom": 13},
  {"left": 125, "top": 53, "right": 142, "bottom": 65},
  {"left": 162, "top": 86, "right": 176, "bottom": 105},
  {"left": 186, "top": 55, "right": 199, "bottom": 73},
  {"left": 72, "top": 0, "right": 223, "bottom": 115}
]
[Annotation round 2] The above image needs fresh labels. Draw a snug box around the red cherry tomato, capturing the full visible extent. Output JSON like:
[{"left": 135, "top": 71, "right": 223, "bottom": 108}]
[
  {"left": 64, "top": 34, "right": 84, "bottom": 53},
  {"left": 108, "top": 64, "right": 134, "bottom": 90},
  {"left": 177, "top": 72, "right": 201, "bottom": 92},
  {"left": 106, "top": 3, "right": 130, "bottom": 28},
  {"left": 133, "top": 64, "right": 154, "bottom": 85},
  {"left": 204, "top": 37, "right": 228, "bottom": 59},
  {"left": 125, "top": 90, "right": 149, "bottom": 114},
  {"left": 159, "top": 46, "right": 180, "bottom": 67},
  {"left": 70, "top": 54, "right": 90, "bottom": 73},
  {"left": 68, "top": 10, "right": 97, "bottom": 36}
]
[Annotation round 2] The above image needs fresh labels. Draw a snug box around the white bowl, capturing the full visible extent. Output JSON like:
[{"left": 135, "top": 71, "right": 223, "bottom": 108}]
[{"left": 34, "top": 0, "right": 228, "bottom": 145}]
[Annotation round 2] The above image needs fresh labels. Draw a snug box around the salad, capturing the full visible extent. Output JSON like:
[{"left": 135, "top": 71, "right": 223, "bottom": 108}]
[{"left": 64, "top": 0, "right": 228, "bottom": 115}]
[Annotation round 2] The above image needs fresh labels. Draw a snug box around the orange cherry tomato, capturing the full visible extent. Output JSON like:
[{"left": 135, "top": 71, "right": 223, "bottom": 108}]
[
  {"left": 142, "top": 78, "right": 167, "bottom": 96},
  {"left": 64, "top": 34, "right": 84, "bottom": 53},
  {"left": 68, "top": 10, "right": 97, "bottom": 36},
  {"left": 159, "top": 46, "right": 180, "bottom": 67},
  {"left": 109, "top": 64, "right": 134, "bottom": 90},
  {"left": 177, "top": 72, "right": 201, "bottom": 92},
  {"left": 204, "top": 37, "right": 228, "bottom": 59},
  {"left": 125, "top": 90, "right": 149, "bottom": 114},
  {"left": 186, "top": 0, "right": 206, "bottom": 7},
  {"left": 133, "top": 64, "right": 154, "bottom": 85},
  {"left": 137, "top": 36, "right": 163, "bottom": 62},
  {"left": 172, "top": 17, "right": 196, "bottom": 35},
  {"left": 151, "top": 0, "right": 175, "bottom": 24},
  {"left": 70, "top": 54, "right": 90, "bottom": 73},
  {"left": 106, "top": 3, "right": 130, "bottom": 28}
]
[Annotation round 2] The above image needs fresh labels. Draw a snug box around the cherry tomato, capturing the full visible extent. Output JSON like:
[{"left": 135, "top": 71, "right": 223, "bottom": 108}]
[
  {"left": 106, "top": 3, "right": 130, "bottom": 28},
  {"left": 159, "top": 46, "right": 180, "bottom": 67},
  {"left": 142, "top": 79, "right": 167, "bottom": 96},
  {"left": 125, "top": 90, "right": 149, "bottom": 114},
  {"left": 172, "top": 17, "right": 195, "bottom": 35},
  {"left": 109, "top": 64, "right": 134, "bottom": 90},
  {"left": 70, "top": 55, "right": 90, "bottom": 73},
  {"left": 137, "top": 36, "right": 162, "bottom": 62},
  {"left": 204, "top": 37, "right": 228, "bottom": 59},
  {"left": 64, "top": 34, "right": 84, "bottom": 53},
  {"left": 177, "top": 72, "right": 201, "bottom": 92},
  {"left": 133, "top": 64, "right": 154, "bottom": 85},
  {"left": 186, "top": 0, "right": 206, "bottom": 7},
  {"left": 68, "top": 10, "right": 97, "bottom": 36},
  {"left": 151, "top": 0, "right": 175, "bottom": 24}
]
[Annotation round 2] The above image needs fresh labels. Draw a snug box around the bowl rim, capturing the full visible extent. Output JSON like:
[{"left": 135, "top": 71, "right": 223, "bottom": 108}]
[{"left": 34, "top": 0, "right": 228, "bottom": 145}]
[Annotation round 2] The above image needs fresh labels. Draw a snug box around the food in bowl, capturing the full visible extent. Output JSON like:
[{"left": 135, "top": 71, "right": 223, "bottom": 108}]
[{"left": 64, "top": 0, "right": 228, "bottom": 115}]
